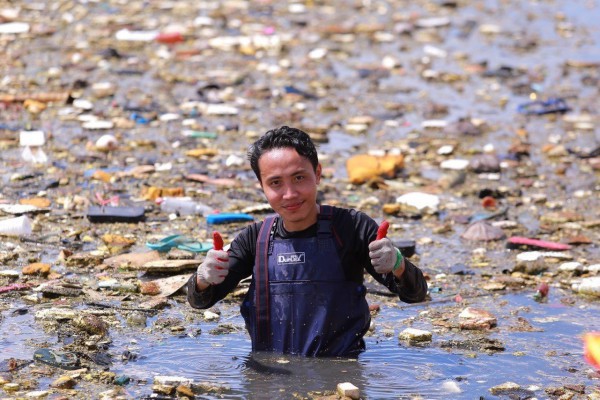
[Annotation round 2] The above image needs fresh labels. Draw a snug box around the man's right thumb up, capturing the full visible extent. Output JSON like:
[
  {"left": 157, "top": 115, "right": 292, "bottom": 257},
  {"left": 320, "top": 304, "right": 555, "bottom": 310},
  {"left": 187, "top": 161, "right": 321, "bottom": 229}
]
[{"left": 197, "top": 249, "right": 229, "bottom": 286}]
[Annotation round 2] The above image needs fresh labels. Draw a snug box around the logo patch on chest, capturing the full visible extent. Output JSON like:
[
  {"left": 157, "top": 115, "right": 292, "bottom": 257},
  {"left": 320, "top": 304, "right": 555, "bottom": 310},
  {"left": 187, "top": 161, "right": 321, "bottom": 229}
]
[{"left": 277, "top": 252, "right": 305, "bottom": 264}]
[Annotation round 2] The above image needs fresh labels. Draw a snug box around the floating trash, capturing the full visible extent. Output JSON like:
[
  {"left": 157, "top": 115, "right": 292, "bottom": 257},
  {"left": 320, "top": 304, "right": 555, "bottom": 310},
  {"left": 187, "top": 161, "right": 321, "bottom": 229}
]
[
  {"left": 517, "top": 98, "right": 570, "bottom": 115},
  {"left": 461, "top": 221, "right": 506, "bottom": 241}
]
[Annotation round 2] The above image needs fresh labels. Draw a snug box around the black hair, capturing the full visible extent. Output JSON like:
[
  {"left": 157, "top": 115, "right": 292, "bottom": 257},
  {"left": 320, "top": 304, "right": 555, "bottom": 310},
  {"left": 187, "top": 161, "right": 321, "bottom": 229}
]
[{"left": 248, "top": 126, "right": 319, "bottom": 182}]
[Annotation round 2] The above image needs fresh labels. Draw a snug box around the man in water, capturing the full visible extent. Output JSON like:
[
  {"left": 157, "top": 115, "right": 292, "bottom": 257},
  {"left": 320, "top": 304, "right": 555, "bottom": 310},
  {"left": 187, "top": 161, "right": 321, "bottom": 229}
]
[{"left": 188, "top": 126, "right": 427, "bottom": 356}]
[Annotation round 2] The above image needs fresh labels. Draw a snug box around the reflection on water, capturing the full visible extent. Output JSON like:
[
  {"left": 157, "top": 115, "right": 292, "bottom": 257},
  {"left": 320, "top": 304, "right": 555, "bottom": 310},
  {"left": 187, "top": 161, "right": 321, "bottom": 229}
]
[{"left": 241, "top": 353, "right": 366, "bottom": 399}]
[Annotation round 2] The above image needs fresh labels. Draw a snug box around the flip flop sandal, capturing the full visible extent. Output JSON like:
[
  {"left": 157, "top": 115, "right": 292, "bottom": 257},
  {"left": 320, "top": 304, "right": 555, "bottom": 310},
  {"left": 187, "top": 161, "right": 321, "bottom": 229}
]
[
  {"left": 176, "top": 241, "right": 213, "bottom": 253},
  {"left": 33, "top": 348, "right": 80, "bottom": 370},
  {"left": 146, "top": 234, "right": 185, "bottom": 252}
]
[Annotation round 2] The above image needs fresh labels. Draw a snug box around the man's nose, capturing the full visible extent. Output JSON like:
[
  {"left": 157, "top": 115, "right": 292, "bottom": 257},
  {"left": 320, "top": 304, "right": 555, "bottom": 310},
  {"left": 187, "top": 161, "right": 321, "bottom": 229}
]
[{"left": 282, "top": 182, "right": 297, "bottom": 198}]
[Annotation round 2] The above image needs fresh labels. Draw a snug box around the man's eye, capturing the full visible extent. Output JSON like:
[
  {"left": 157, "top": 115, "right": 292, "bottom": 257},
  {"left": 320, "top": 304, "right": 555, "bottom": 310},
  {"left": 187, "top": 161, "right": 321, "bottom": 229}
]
[
  {"left": 295, "top": 175, "right": 305, "bottom": 182},
  {"left": 269, "top": 180, "right": 280, "bottom": 187}
]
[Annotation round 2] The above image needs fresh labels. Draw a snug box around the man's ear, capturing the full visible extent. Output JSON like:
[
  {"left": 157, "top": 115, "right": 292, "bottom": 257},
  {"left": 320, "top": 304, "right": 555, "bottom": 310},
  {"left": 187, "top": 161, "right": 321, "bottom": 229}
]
[{"left": 315, "top": 163, "right": 322, "bottom": 184}]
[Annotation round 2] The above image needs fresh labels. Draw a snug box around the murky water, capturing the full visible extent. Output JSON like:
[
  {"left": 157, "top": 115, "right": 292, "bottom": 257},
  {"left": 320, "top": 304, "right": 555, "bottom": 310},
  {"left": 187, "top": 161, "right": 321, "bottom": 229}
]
[
  {"left": 2, "top": 290, "right": 598, "bottom": 399},
  {"left": 114, "top": 294, "right": 599, "bottom": 399}
]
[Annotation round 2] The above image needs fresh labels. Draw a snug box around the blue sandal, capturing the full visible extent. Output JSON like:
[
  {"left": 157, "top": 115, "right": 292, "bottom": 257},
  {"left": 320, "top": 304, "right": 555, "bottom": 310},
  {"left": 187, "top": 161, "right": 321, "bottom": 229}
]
[
  {"left": 146, "top": 234, "right": 184, "bottom": 252},
  {"left": 146, "top": 235, "right": 213, "bottom": 253},
  {"left": 176, "top": 242, "right": 213, "bottom": 253}
]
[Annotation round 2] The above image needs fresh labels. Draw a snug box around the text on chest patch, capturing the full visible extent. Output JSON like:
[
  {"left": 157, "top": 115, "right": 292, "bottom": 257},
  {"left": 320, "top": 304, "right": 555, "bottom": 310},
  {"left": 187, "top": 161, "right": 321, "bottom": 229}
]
[{"left": 277, "top": 252, "right": 305, "bottom": 264}]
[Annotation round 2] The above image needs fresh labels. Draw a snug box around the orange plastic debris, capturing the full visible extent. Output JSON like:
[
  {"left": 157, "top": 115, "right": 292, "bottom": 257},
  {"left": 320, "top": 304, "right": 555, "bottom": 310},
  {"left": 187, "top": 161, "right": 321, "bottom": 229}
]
[{"left": 583, "top": 332, "right": 600, "bottom": 369}]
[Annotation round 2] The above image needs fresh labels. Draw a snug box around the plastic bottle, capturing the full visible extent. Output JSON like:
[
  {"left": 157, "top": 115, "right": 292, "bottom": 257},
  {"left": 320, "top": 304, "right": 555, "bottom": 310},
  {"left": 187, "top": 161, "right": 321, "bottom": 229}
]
[
  {"left": 0, "top": 215, "right": 33, "bottom": 236},
  {"left": 573, "top": 277, "right": 600, "bottom": 298},
  {"left": 159, "top": 197, "right": 214, "bottom": 216},
  {"left": 115, "top": 29, "right": 158, "bottom": 42},
  {"left": 97, "top": 279, "right": 139, "bottom": 293},
  {"left": 20, "top": 130, "right": 48, "bottom": 164}
]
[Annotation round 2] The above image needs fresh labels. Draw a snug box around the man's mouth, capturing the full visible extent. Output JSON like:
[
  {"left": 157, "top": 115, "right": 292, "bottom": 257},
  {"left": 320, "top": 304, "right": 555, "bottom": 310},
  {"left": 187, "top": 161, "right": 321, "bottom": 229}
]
[{"left": 283, "top": 202, "right": 302, "bottom": 211}]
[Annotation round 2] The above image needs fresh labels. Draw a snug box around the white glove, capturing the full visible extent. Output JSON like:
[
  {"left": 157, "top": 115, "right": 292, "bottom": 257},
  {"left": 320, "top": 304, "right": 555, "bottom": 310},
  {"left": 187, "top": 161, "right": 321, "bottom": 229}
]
[
  {"left": 197, "top": 249, "right": 229, "bottom": 286},
  {"left": 369, "top": 237, "right": 398, "bottom": 274}
]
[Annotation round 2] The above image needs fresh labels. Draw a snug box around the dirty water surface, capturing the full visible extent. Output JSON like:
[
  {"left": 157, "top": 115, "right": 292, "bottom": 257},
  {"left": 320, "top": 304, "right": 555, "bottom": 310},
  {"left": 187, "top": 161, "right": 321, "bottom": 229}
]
[
  {"left": 1, "top": 0, "right": 600, "bottom": 399},
  {"left": 1, "top": 291, "right": 598, "bottom": 399}
]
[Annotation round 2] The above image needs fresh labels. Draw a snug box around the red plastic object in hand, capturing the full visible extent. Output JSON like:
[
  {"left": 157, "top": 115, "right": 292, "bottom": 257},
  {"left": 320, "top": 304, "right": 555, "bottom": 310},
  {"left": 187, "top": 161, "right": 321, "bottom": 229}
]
[
  {"left": 376, "top": 220, "right": 389, "bottom": 240},
  {"left": 156, "top": 32, "right": 184, "bottom": 44},
  {"left": 213, "top": 231, "right": 224, "bottom": 251}
]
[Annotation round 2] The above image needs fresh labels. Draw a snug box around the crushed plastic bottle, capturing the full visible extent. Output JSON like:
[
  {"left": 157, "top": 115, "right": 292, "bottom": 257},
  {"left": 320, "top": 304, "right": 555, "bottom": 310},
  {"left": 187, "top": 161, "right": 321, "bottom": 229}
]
[
  {"left": 158, "top": 197, "right": 214, "bottom": 216},
  {"left": 97, "top": 279, "right": 138, "bottom": 293}
]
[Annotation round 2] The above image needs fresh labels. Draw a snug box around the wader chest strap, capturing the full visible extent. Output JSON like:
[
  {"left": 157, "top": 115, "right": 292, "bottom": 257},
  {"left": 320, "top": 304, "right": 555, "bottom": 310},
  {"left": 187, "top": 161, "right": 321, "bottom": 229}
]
[
  {"left": 254, "top": 216, "right": 276, "bottom": 350},
  {"left": 317, "top": 205, "right": 343, "bottom": 249}
]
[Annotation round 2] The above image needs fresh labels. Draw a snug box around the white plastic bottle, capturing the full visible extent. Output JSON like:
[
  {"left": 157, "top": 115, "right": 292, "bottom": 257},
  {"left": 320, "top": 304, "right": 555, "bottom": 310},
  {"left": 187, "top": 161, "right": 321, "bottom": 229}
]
[
  {"left": 159, "top": 197, "right": 214, "bottom": 216},
  {"left": 573, "top": 276, "right": 600, "bottom": 298},
  {"left": 0, "top": 215, "right": 33, "bottom": 236}
]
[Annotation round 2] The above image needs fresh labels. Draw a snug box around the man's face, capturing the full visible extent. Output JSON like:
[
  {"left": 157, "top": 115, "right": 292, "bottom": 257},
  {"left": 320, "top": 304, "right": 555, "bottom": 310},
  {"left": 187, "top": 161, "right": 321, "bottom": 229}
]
[{"left": 258, "top": 147, "right": 321, "bottom": 232}]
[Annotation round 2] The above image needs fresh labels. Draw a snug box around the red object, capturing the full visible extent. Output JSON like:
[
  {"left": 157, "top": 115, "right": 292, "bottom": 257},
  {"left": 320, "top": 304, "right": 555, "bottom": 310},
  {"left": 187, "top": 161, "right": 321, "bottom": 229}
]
[
  {"left": 213, "top": 231, "right": 224, "bottom": 251},
  {"left": 508, "top": 236, "right": 572, "bottom": 251},
  {"left": 376, "top": 220, "right": 389, "bottom": 240},
  {"left": 95, "top": 192, "right": 119, "bottom": 206},
  {"left": 536, "top": 282, "right": 550, "bottom": 298},
  {"left": 156, "top": 32, "right": 184, "bottom": 44},
  {"left": 481, "top": 196, "right": 497, "bottom": 209},
  {"left": 0, "top": 283, "right": 31, "bottom": 294}
]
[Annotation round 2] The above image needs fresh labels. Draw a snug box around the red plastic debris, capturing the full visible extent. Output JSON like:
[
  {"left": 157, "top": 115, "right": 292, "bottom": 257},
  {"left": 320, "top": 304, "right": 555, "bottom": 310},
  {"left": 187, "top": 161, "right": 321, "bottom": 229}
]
[
  {"left": 376, "top": 220, "right": 389, "bottom": 240},
  {"left": 156, "top": 32, "right": 184, "bottom": 44},
  {"left": 481, "top": 196, "right": 497, "bottom": 209},
  {"left": 537, "top": 283, "right": 549, "bottom": 297},
  {"left": 95, "top": 192, "right": 119, "bottom": 206},
  {"left": 507, "top": 236, "right": 572, "bottom": 251},
  {"left": 0, "top": 283, "right": 32, "bottom": 294},
  {"left": 213, "top": 231, "right": 224, "bottom": 251},
  {"left": 533, "top": 282, "right": 550, "bottom": 301}
]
